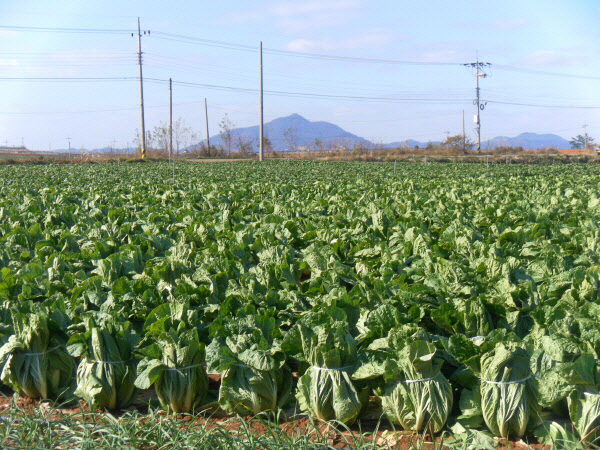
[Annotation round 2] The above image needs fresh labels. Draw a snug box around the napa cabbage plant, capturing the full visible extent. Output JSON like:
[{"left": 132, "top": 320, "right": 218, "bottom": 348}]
[
  {"left": 67, "top": 317, "right": 138, "bottom": 410},
  {"left": 562, "top": 354, "right": 600, "bottom": 444},
  {"left": 380, "top": 340, "right": 453, "bottom": 434},
  {"left": 480, "top": 343, "right": 539, "bottom": 438},
  {"left": 569, "top": 389, "right": 600, "bottom": 445},
  {"left": 430, "top": 298, "right": 493, "bottom": 338},
  {"left": 530, "top": 334, "right": 597, "bottom": 416},
  {"left": 207, "top": 315, "right": 292, "bottom": 415},
  {"left": 0, "top": 311, "right": 75, "bottom": 399},
  {"left": 135, "top": 328, "right": 208, "bottom": 413},
  {"left": 282, "top": 309, "right": 368, "bottom": 425},
  {"left": 443, "top": 331, "right": 531, "bottom": 433}
]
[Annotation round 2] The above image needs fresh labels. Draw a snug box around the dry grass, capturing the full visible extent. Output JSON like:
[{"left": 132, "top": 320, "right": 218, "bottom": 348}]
[
  {"left": 276, "top": 146, "right": 599, "bottom": 164},
  {"left": 1, "top": 145, "right": 598, "bottom": 166}
]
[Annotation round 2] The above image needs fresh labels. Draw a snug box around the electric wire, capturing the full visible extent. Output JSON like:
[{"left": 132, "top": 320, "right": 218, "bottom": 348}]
[
  {"left": 3, "top": 24, "right": 598, "bottom": 80},
  {"left": 494, "top": 64, "right": 600, "bottom": 81},
  {"left": 0, "top": 25, "right": 134, "bottom": 34}
]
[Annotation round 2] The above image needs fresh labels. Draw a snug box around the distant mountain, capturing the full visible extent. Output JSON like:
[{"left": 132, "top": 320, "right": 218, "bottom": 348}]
[
  {"left": 482, "top": 133, "right": 570, "bottom": 150},
  {"left": 200, "top": 113, "right": 370, "bottom": 151},
  {"left": 63, "top": 118, "right": 572, "bottom": 153},
  {"left": 384, "top": 133, "right": 570, "bottom": 151},
  {"left": 49, "top": 147, "right": 135, "bottom": 153},
  {"left": 385, "top": 140, "right": 442, "bottom": 149},
  {"left": 88, "top": 147, "right": 136, "bottom": 153}
]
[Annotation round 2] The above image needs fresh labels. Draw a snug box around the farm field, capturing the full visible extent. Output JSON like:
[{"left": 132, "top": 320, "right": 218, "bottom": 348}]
[{"left": 1, "top": 160, "right": 600, "bottom": 449}]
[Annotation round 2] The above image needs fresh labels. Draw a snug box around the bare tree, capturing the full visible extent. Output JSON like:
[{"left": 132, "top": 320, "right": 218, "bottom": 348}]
[
  {"left": 283, "top": 126, "right": 298, "bottom": 152},
  {"left": 133, "top": 128, "right": 142, "bottom": 152},
  {"left": 219, "top": 113, "right": 235, "bottom": 156},
  {"left": 150, "top": 124, "right": 168, "bottom": 153},
  {"left": 443, "top": 134, "right": 475, "bottom": 152},
  {"left": 235, "top": 134, "right": 254, "bottom": 155},
  {"left": 172, "top": 118, "right": 194, "bottom": 155},
  {"left": 313, "top": 138, "right": 323, "bottom": 152},
  {"left": 142, "top": 118, "right": 195, "bottom": 156},
  {"left": 262, "top": 136, "right": 274, "bottom": 157}
]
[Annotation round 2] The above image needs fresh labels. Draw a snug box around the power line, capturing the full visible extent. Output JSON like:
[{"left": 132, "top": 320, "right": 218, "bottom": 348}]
[
  {"left": 4, "top": 24, "right": 599, "bottom": 81},
  {"left": 262, "top": 48, "right": 460, "bottom": 65},
  {"left": 150, "top": 31, "right": 462, "bottom": 65},
  {"left": 2, "top": 74, "right": 598, "bottom": 109},
  {"left": 485, "top": 99, "right": 600, "bottom": 109},
  {"left": 161, "top": 78, "right": 471, "bottom": 104},
  {"left": 150, "top": 32, "right": 256, "bottom": 52},
  {"left": 0, "top": 25, "right": 134, "bottom": 34},
  {"left": 494, "top": 64, "right": 600, "bottom": 81},
  {"left": 0, "top": 76, "right": 138, "bottom": 81}
]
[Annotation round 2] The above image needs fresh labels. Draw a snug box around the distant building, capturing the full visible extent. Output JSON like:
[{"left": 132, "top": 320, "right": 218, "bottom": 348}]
[{"left": 0, "top": 146, "right": 28, "bottom": 153}]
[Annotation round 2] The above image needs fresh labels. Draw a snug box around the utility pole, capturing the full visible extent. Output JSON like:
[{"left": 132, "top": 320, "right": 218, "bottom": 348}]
[
  {"left": 464, "top": 59, "right": 490, "bottom": 152},
  {"left": 169, "top": 78, "right": 173, "bottom": 158},
  {"left": 583, "top": 124, "right": 589, "bottom": 149},
  {"left": 259, "top": 41, "right": 264, "bottom": 162},
  {"left": 134, "top": 18, "right": 149, "bottom": 159},
  {"left": 204, "top": 98, "right": 210, "bottom": 154},
  {"left": 444, "top": 130, "right": 450, "bottom": 143},
  {"left": 67, "top": 137, "right": 71, "bottom": 158},
  {"left": 462, "top": 110, "right": 465, "bottom": 151}
]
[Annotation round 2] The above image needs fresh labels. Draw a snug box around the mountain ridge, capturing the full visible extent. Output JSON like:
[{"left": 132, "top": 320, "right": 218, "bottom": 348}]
[
  {"left": 48, "top": 114, "right": 574, "bottom": 152},
  {"left": 198, "top": 114, "right": 572, "bottom": 151}
]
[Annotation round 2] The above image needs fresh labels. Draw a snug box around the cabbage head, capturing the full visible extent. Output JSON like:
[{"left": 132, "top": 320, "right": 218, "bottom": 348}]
[
  {"left": 0, "top": 312, "right": 75, "bottom": 399},
  {"left": 569, "top": 389, "right": 600, "bottom": 445},
  {"left": 68, "top": 318, "right": 137, "bottom": 410},
  {"left": 480, "top": 343, "right": 539, "bottom": 438},
  {"left": 530, "top": 334, "right": 596, "bottom": 417},
  {"left": 282, "top": 312, "right": 368, "bottom": 425},
  {"left": 380, "top": 340, "right": 452, "bottom": 433},
  {"left": 135, "top": 328, "right": 208, "bottom": 413},
  {"left": 207, "top": 315, "right": 292, "bottom": 416}
]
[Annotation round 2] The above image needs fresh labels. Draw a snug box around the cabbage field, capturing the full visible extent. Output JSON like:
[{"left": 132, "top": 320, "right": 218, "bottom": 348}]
[{"left": 1, "top": 160, "right": 600, "bottom": 447}]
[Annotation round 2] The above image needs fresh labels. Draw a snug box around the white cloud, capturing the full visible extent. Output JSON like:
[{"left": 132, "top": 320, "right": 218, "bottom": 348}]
[
  {"left": 406, "top": 42, "right": 475, "bottom": 64},
  {"left": 419, "top": 49, "right": 464, "bottom": 63},
  {"left": 217, "top": 10, "right": 263, "bottom": 25},
  {"left": 0, "top": 59, "right": 19, "bottom": 68},
  {"left": 0, "top": 29, "right": 19, "bottom": 39},
  {"left": 217, "top": 0, "right": 363, "bottom": 30},
  {"left": 271, "top": 0, "right": 362, "bottom": 17},
  {"left": 520, "top": 50, "right": 580, "bottom": 66},
  {"left": 285, "top": 28, "right": 396, "bottom": 53},
  {"left": 491, "top": 18, "right": 529, "bottom": 30}
]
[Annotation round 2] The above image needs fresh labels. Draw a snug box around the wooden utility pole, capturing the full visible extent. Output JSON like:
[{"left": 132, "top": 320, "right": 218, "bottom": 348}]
[
  {"left": 462, "top": 110, "right": 465, "bottom": 151},
  {"left": 204, "top": 98, "right": 210, "bottom": 153},
  {"left": 259, "top": 41, "right": 264, "bottom": 161},
  {"left": 169, "top": 78, "right": 173, "bottom": 157},
  {"left": 136, "top": 18, "right": 147, "bottom": 159}
]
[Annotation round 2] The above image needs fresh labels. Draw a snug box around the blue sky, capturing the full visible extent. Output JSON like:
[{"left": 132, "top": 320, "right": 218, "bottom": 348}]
[{"left": 1, "top": 0, "right": 599, "bottom": 150}]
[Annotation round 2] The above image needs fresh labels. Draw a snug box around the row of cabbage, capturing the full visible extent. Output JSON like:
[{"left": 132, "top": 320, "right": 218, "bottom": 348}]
[
  {"left": 1, "top": 162, "right": 600, "bottom": 443},
  {"left": 2, "top": 298, "right": 600, "bottom": 442}
]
